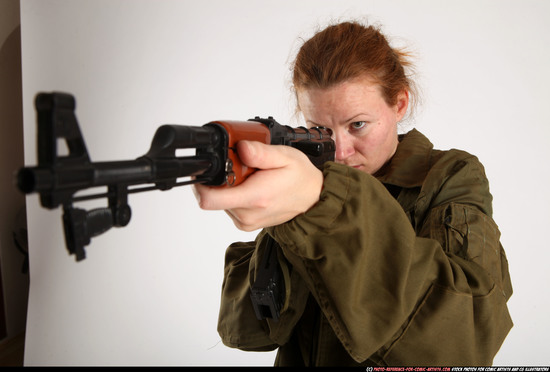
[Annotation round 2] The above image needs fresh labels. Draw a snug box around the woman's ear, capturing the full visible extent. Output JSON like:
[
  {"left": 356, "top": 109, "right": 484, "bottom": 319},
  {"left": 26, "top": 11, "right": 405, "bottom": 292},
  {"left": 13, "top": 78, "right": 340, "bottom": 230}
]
[{"left": 395, "top": 89, "right": 409, "bottom": 121}]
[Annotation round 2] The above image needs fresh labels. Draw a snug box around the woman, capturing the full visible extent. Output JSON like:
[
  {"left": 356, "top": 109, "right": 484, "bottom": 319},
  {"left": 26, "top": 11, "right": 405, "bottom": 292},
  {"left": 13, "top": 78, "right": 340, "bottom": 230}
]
[{"left": 194, "top": 21, "right": 513, "bottom": 366}]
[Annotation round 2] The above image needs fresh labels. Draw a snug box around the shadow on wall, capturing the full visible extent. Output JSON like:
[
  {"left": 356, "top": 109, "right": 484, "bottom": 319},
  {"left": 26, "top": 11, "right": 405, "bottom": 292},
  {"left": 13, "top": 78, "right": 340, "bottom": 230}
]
[{"left": 0, "top": 22, "right": 30, "bottom": 359}]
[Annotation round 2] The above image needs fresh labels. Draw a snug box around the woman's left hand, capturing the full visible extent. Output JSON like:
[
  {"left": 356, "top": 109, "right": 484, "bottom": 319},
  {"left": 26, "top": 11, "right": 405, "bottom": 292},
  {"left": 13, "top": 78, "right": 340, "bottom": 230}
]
[{"left": 193, "top": 140, "right": 324, "bottom": 231}]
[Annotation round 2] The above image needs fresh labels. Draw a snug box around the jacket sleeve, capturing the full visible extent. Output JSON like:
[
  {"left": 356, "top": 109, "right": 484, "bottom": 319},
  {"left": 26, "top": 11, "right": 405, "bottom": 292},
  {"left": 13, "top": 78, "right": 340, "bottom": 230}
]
[
  {"left": 267, "top": 159, "right": 512, "bottom": 365},
  {"left": 217, "top": 230, "right": 311, "bottom": 351}
]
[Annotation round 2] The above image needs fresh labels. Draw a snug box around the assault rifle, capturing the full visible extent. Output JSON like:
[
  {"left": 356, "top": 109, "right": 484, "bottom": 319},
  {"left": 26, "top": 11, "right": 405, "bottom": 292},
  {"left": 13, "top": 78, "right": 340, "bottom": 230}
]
[
  {"left": 16, "top": 92, "right": 335, "bottom": 261},
  {"left": 17, "top": 92, "right": 335, "bottom": 321}
]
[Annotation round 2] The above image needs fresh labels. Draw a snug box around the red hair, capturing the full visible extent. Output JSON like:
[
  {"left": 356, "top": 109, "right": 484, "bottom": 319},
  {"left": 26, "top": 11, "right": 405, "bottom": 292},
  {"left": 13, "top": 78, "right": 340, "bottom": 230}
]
[{"left": 292, "top": 21, "right": 418, "bottom": 117}]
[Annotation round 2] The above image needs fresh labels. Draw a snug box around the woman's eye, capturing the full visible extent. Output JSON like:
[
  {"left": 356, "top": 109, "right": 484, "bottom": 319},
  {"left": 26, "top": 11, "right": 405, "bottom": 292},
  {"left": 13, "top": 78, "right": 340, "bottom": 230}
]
[{"left": 350, "top": 121, "right": 367, "bottom": 130}]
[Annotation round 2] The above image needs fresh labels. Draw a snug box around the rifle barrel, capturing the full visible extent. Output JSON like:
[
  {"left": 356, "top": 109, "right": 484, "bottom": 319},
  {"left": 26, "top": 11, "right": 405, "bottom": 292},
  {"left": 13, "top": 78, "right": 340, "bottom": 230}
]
[{"left": 17, "top": 156, "right": 214, "bottom": 195}]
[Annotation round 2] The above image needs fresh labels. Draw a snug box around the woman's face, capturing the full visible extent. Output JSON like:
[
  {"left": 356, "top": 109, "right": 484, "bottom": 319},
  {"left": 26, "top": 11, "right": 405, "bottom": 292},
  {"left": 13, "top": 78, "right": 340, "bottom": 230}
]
[{"left": 297, "top": 77, "right": 409, "bottom": 175}]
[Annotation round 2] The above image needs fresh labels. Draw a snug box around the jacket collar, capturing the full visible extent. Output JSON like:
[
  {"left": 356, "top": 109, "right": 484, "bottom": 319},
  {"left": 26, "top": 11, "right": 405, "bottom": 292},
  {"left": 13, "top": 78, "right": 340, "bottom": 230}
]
[{"left": 374, "top": 128, "right": 433, "bottom": 188}]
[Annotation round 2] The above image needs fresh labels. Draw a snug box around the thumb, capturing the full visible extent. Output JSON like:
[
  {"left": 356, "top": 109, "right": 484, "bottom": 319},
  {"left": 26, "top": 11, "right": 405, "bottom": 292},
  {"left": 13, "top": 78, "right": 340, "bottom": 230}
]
[{"left": 237, "top": 140, "right": 296, "bottom": 170}]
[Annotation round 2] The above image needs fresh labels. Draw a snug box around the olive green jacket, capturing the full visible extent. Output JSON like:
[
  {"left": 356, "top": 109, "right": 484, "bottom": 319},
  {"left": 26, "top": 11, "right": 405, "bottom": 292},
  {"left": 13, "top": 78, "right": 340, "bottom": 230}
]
[{"left": 217, "top": 129, "right": 513, "bottom": 366}]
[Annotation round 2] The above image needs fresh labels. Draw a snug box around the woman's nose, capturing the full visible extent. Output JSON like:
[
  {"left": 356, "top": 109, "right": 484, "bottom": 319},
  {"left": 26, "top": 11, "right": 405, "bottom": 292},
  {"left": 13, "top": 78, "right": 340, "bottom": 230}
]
[{"left": 334, "top": 134, "right": 355, "bottom": 162}]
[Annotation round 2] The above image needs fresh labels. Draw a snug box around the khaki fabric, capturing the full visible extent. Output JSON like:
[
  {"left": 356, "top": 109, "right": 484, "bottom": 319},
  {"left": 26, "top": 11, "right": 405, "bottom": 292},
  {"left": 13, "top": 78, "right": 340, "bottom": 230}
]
[{"left": 217, "top": 129, "right": 513, "bottom": 366}]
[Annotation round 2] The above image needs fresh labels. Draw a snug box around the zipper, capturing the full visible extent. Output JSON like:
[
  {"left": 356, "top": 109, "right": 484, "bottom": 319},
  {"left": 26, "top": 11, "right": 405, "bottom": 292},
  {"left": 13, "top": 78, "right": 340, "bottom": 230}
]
[{"left": 309, "top": 302, "right": 321, "bottom": 366}]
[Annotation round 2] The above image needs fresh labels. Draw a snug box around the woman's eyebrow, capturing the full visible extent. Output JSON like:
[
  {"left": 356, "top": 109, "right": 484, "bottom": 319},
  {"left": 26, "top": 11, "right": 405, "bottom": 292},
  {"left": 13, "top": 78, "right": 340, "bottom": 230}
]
[
  {"left": 343, "top": 113, "right": 370, "bottom": 124},
  {"left": 306, "top": 119, "right": 322, "bottom": 127}
]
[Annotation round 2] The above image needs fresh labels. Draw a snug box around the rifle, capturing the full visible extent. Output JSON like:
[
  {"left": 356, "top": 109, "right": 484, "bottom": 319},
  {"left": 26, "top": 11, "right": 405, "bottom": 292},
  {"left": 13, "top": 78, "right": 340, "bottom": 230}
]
[{"left": 16, "top": 92, "right": 335, "bottom": 264}]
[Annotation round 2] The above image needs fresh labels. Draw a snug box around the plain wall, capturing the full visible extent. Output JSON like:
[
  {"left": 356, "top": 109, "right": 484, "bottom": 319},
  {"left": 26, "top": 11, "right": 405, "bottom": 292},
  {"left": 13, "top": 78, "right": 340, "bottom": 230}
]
[{"left": 20, "top": 0, "right": 550, "bottom": 366}]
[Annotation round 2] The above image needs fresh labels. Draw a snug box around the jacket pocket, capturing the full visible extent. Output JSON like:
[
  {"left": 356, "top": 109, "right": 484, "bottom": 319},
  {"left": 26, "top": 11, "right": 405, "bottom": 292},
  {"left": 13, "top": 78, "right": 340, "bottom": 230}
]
[{"left": 442, "top": 203, "right": 512, "bottom": 299}]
